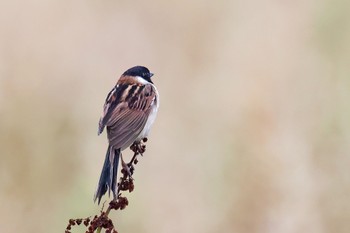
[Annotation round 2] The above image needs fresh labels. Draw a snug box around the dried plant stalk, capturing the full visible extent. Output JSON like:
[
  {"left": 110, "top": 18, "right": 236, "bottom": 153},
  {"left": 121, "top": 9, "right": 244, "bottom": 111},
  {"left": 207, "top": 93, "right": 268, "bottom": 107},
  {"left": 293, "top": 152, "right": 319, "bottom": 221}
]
[{"left": 65, "top": 139, "right": 147, "bottom": 233}]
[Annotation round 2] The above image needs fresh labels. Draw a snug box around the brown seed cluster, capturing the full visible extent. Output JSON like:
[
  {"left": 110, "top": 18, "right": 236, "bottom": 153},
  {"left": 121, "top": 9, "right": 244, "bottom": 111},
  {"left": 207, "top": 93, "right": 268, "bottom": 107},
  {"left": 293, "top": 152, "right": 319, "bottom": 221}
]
[
  {"left": 87, "top": 213, "right": 116, "bottom": 233},
  {"left": 65, "top": 217, "right": 90, "bottom": 233},
  {"left": 109, "top": 196, "right": 129, "bottom": 210},
  {"left": 118, "top": 177, "right": 135, "bottom": 192}
]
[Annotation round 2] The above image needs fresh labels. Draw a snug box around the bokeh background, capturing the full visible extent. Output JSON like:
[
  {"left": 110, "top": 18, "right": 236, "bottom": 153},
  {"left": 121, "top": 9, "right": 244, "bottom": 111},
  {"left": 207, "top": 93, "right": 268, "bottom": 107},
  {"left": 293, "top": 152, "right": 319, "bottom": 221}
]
[{"left": 1, "top": 0, "right": 350, "bottom": 233}]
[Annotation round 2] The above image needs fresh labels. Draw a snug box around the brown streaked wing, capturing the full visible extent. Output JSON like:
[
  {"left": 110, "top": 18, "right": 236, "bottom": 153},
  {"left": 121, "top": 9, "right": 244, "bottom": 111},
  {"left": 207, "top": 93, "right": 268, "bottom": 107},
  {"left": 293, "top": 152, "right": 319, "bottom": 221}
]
[
  {"left": 98, "top": 84, "right": 130, "bottom": 135},
  {"left": 106, "top": 108, "right": 148, "bottom": 150}
]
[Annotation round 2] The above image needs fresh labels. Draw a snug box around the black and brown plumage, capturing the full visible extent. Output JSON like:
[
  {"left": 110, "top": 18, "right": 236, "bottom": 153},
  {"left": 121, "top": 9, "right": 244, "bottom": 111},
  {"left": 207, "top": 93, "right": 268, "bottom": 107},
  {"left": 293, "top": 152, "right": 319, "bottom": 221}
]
[{"left": 94, "top": 66, "right": 159, "bottom": 204}]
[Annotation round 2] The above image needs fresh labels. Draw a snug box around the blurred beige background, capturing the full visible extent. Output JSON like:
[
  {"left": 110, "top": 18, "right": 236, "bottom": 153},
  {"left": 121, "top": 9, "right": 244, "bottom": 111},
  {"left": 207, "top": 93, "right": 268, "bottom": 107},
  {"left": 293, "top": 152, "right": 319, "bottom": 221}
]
[{"left": 1, "top": 0, "right": 350, "bottom": 233}]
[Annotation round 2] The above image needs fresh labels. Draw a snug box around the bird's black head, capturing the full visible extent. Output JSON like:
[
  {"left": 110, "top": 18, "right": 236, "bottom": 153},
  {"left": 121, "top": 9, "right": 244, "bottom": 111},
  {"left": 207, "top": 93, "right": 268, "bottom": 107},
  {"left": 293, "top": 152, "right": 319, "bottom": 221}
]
[{"left": 123, "top": 66, "right": 154, "bottom": 83}]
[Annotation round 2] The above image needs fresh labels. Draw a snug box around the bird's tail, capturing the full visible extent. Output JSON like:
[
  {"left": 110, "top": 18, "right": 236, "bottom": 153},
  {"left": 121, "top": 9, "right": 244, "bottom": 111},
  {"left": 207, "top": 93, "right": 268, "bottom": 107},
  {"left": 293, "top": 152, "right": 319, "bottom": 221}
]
[{"left": 94, "top": 146, "right": 120, "bottom": 204}]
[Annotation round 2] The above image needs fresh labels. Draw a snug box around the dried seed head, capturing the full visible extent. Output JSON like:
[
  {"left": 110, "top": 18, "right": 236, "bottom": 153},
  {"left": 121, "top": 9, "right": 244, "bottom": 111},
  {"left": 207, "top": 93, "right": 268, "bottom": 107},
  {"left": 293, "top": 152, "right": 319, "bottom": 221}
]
[
  {"left": 76, "top": 219, "right": 82, "bottom": 225},
  {"left": 83, "top": 218, "right": 90, "bottom": 226},
  {"left": 129, "top": 181, "right": 134, "bottom": 192}
]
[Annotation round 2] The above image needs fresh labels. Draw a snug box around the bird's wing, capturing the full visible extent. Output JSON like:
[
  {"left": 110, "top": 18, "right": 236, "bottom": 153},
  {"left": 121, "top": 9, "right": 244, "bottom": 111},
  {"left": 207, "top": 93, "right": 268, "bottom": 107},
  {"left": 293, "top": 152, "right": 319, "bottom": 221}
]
[
  {"left": 98, "top": 83, "right": 157, "bottom": 149},
  {"left": 98, "top": 84, "right": 126, "bottom": 135}
]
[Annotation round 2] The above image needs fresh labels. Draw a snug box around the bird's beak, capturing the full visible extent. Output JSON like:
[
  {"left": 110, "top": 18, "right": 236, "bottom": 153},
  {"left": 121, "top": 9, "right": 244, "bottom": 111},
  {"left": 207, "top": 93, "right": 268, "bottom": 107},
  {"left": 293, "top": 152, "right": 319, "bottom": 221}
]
[{"left": 149, "top": 73, "right": 154, "bottom": 78}]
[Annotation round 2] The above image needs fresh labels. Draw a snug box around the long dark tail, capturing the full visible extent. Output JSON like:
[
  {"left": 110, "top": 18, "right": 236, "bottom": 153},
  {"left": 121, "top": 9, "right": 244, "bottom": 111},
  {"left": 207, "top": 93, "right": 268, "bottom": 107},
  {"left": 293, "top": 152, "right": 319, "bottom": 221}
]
[{"left": 94, "top": 146, "right": 120, "bottom": 204}]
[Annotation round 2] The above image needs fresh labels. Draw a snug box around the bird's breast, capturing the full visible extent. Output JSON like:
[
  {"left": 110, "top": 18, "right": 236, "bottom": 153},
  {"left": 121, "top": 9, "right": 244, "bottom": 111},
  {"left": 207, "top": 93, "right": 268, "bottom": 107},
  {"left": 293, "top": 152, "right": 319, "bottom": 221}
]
[{"left": 138, "top": 89, "right": 159, "bottom": 140}]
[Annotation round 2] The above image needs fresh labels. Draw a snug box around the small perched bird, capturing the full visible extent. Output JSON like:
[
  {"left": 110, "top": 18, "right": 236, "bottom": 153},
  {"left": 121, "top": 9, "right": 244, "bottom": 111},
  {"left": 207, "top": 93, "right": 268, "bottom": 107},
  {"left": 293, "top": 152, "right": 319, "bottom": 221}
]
[{"left": 94, "top": 66, "right": 159, "bottom": 204}]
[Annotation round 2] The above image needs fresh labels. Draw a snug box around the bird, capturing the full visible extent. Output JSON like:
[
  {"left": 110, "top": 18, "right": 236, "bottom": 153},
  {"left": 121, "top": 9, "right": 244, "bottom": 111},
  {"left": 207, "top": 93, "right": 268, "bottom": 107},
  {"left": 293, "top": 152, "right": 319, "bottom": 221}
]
[{"left": 94, "top": 66, "right": 159, "bottom": 204}]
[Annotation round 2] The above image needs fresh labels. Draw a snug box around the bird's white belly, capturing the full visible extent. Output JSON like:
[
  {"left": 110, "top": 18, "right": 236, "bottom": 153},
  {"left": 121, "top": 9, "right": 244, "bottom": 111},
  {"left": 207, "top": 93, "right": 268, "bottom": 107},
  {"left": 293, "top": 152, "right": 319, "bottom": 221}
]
[{"left": 138, "top": 103, "right": 158, "bottom": 140}]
